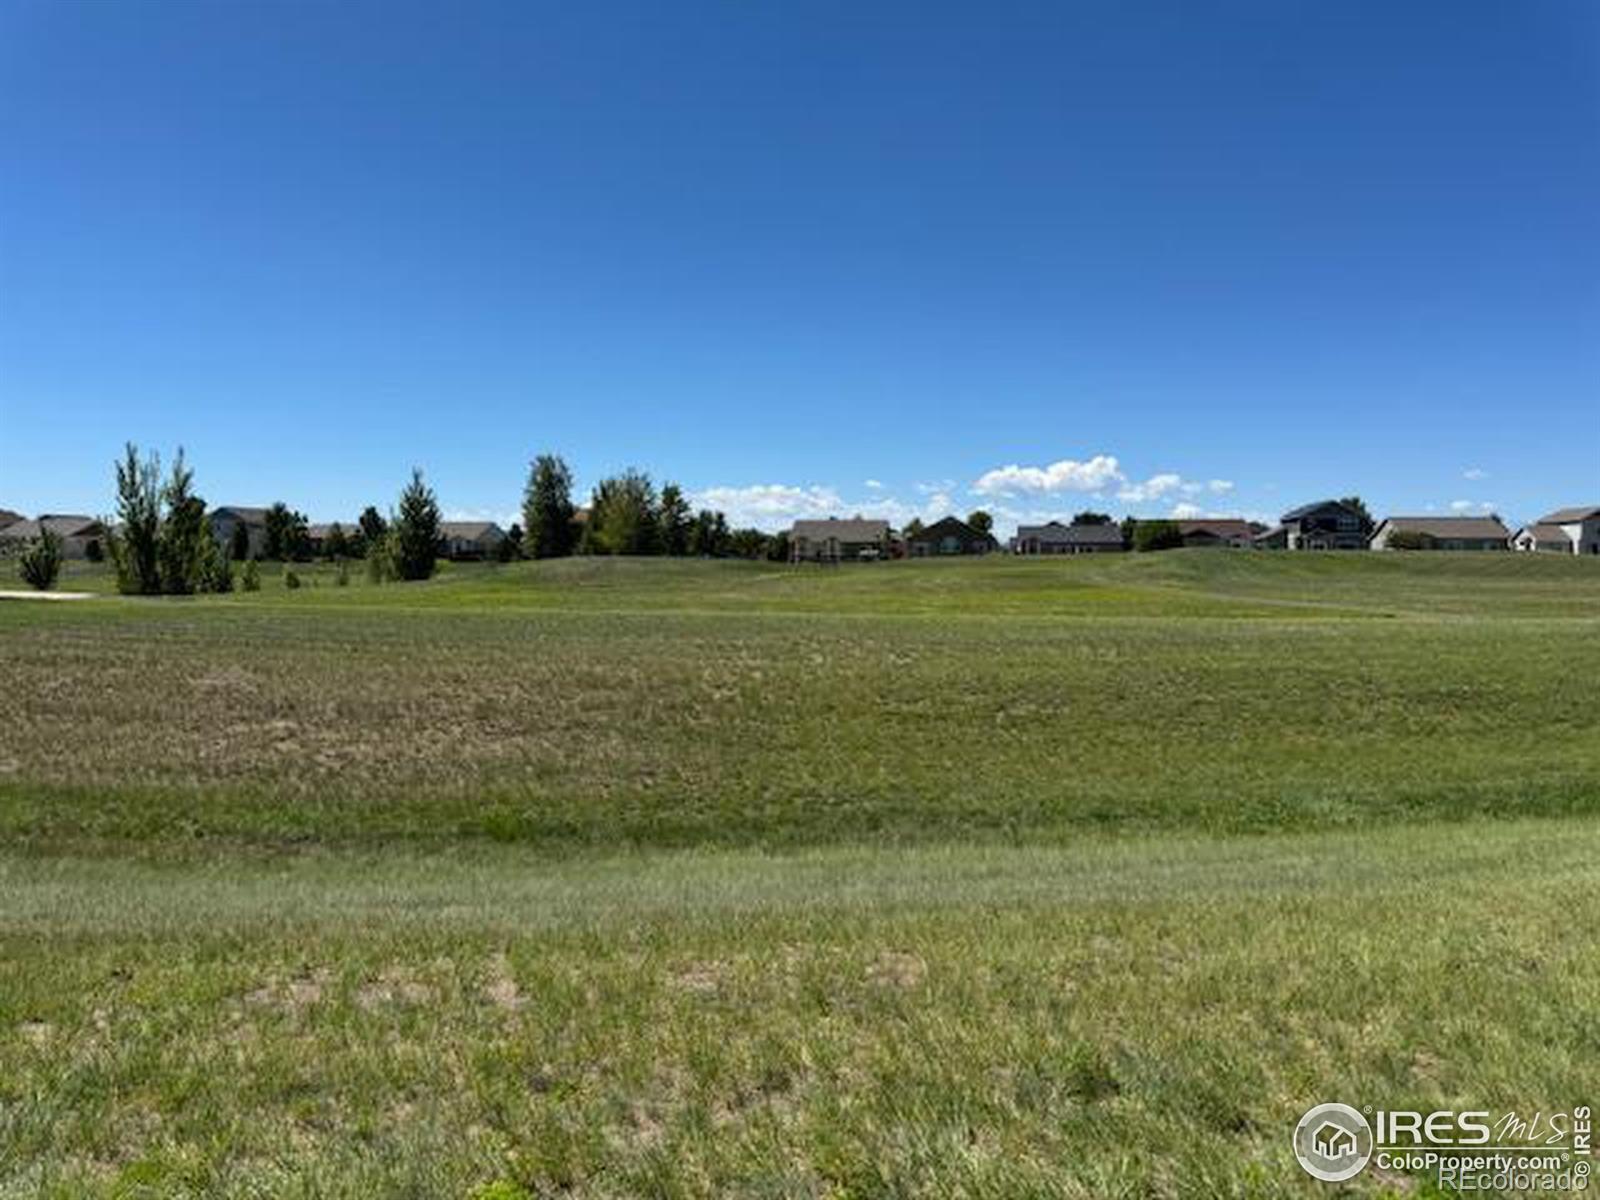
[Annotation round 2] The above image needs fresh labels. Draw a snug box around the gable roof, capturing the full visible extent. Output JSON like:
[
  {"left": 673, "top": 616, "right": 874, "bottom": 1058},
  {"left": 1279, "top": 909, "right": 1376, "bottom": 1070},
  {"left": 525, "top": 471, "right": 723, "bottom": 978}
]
[
  {"left": 1176, "top": 519, "right": 1255, "bottom": 540},
  {"left": 1, "top": 514, "right": 103, "bottom": 540},
  {"left": 438, "top": 521, "right": 504, "bottom": 541},
  {"left": 1281, "top": 499, "right": 1360, "bottom": 522},
  {"left": 910, "top": 516, "right": 992, "bottom": 544},
  {"left": 1374, "top": 516, "right": 1510, "bottom": 540},
  {"left": 211, "top": 506, "right": 271, "bottom": 525},
  {"left": 1538, "top": 506, "right": 1600, "bottom": 524},
  {"left": 790, "top": 518, "right": 890, "bottom": 541},
  {"left": 1017, "top": 521, "right": 1123, "bottom": 545},
  {"left": 1516, "top": 523, "right": 1574, "bottom": 546}
]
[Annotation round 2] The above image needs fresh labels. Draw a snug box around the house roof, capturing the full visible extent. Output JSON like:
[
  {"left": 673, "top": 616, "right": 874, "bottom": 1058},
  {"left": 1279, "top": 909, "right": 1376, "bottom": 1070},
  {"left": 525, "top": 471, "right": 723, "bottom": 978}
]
[
  {"left": 211, "top": 506, "right": 271, "bottom": 524},
  {"left": 910, "top": 516, "right": 993, "bottom": 544},
  {"left": 1518, "top": 523, "right": 1574, "bottom": 545},
  {"left": 1374, "top": 516, "right": 1510, "bottom": 540},
  {"left": 1, "top": 514, "right": 102, "bottom": 540},
  {"left": 790, "top": 518, "right": 890, "bottom": 541},
  {"left": 438, "top": 521, "right": 504, "bottom": 541},
  {"left": 1538, "top": 506, "right": 1600, "bottom": 524},
  {"left": 1281, "top": 499, "right": 1360, "bottom": 522},
  {"left": 1017, "top": 522, "right": 1123, "bottom": 545},
  {"left": 1176, "top": 519, "right": 1255, "bottom": 540}
]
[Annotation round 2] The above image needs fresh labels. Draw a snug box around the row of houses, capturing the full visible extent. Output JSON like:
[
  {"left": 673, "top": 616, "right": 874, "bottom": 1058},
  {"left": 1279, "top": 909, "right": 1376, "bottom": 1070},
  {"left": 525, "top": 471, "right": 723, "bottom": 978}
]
[
  {"left": 210, "top": 507, "right": 510, "bottom": 561},
  {"left": 0, "top": 506, "right": 510, "bottom": 561},
  {"left": 787, "top": 502, "right": 1600, "bottom": 563}
]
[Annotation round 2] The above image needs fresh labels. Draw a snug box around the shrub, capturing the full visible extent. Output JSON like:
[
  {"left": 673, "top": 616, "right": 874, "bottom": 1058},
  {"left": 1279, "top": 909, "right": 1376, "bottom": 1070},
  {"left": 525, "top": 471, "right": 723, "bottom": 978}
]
[
  {"left": 1134, "top": 520, "right": 1184, "bottom": 552},
  {"left": 1387, "top": 530, "right": 1433, "bottom": 551},
  {"left": 284, "top": 569, "right": 302, "bottom": 590},
  {"left": 241, "top": 560, "right": 261, "bottom": 592},
  {"left": 18, "top": 528, "right": 62, "bottom": 591},
  {"left": 366, "top": 532, "right": 398, "bottom": 584},
  {"left": 205, "top": 552, "right": 234, "bottom": 594}
]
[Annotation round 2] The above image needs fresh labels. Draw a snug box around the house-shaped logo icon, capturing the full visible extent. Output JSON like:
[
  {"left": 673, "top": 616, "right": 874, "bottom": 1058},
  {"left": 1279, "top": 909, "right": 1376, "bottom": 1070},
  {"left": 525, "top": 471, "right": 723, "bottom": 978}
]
[
  {"left": 1293, "top": 1102, "right": 1374, "bottom": 1182},
  {"left": 1313, "top": 1121, "right": 1357, "bottom": 1160}
]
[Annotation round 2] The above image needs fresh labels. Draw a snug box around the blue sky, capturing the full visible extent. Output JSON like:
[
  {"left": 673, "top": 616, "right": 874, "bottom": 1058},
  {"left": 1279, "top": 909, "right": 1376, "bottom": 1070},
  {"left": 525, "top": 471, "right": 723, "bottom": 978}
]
[{"left": 2, "top": 0, "right": 1596, "bottom": 534}]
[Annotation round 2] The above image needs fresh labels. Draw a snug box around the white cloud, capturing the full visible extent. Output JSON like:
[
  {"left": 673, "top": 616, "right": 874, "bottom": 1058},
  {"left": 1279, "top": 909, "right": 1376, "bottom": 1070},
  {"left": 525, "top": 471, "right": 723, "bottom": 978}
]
[
  {"left": 1208, "top": 479, "right": 1235, "bottom": 494},
  {"left": 690, "top": 484, "right": 845, "bottom": 530},
  {"left": 1463, "top": 468, "right": 1488, "bottom": 481},
  {"left": 972, "top": 455, "right": 1123, "bottom": 497},
  {"left": 864, "top": 479, "right": 884, "bottom": 489},
  {"left": 1170, "top": 502, "right": 1205, "bottom": 520},
  {"left": 1449, "top": 500, "right": 1496, "bottom": 514},
  {"left": 1117, "top": 473, "right": 1183, "bottom": 503}
]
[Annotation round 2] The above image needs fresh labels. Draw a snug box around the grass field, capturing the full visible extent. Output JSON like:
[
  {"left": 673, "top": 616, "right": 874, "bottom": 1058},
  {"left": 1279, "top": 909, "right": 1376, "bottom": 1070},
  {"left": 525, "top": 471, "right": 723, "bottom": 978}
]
[{"left": 3, "top": 551, "right": 1599, "bottom": 1196}]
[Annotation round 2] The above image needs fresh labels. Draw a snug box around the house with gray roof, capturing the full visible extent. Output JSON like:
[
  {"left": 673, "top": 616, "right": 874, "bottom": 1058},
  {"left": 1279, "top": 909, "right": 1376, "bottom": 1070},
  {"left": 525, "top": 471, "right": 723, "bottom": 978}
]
[
  {"left": 789, "top": 518, "right": 892, "bottom": 563},
  {"left": 209, "top": 506, "right": 271, "bottom": 560},
  {"left": 1516, "top": 506, "right": 1600, "bottom": 556},
  {"left": 0, "top": 514, "right": 106, "bottom": 559},
  {"left": 907, "top": 516, "right": 996, "bottom": 557},
  {"left": 1369, "top": 515, "right": 1510, "bottom": 551},
  {"left": 1176, "top": 519, "right": 1257, "bottom": 548},
  {"left": 1013, "top": 521, "right": 1125, "bottom": 554},
  {"left": 1276, "top": 500, "right": 1369, "bottom": 550},
  {"left": 437, "top": 521, "right": 507, "bottom": 560}
]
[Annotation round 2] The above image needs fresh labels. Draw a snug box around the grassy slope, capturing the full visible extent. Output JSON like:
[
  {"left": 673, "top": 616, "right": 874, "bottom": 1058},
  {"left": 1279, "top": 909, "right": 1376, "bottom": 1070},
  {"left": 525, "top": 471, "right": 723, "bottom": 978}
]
[
  {"left": 3, "top": 553, "right": 1598, "bottom": 851},
  {"left": 4, "top": 552, "right": 1600, "bottom": 1196},
  {"left": 4, "top": 822, "right": 1599, "bottom": 1198}
]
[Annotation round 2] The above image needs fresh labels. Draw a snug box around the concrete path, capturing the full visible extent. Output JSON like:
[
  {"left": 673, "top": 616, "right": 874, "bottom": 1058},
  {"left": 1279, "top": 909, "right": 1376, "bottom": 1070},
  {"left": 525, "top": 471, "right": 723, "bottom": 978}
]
[{"left": 0, "top": 590, "right": 95, "bottom": 601}]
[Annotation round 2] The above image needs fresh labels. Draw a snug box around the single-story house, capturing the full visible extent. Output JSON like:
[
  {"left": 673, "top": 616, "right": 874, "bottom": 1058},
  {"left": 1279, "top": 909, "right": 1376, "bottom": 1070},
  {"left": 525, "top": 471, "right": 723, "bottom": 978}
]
[
  {"left": 437, "top": 521, "right": 507, "bottom": 560},
  {"left": 1277, "top": 500, "right": 1369, "bottom": 550},
  {"left": 1518, "top": 506, "right": 1600, "bottom": 556},
  {"left": 907, "top": 516, "right": 996, "bottom": 557},
  {"left": 789, "top": 518, "right": 893, "bottom": 563},
  {"left": 209, "top": 506, "right": 270, "bottom": 559},
  {"left": 1013, "top": 521, "right": 1126, "bottom": 554},
  {"left": 306, "top": 522, "right": 358, "bottom": 556},
  {"left": 1176, "top": 519, "right": 1257, "bottom": 548},
  {"left": 1369, "top": 515, "right": 1510, "bottom": 551},
  {"left": 0, "top": 514, "right": 106, "bottom": 559},
  {"left": 1511, "top": 523, "right": 1574, "bottom": 553}
]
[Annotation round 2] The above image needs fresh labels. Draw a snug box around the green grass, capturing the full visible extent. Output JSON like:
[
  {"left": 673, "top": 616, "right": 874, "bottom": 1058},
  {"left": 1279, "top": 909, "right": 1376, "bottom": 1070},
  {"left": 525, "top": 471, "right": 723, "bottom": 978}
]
[
  {"left": 4, "top": 823, "right": 1599, "bottom": 1197},
  {"left": 3, "top": 551, "right": 1599, "bottom": 1195}
]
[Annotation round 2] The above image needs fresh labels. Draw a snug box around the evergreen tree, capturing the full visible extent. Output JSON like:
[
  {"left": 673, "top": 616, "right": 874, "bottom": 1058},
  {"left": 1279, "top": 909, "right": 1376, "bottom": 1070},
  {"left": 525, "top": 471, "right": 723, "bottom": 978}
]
[
  {"left": 107, "top": 443, "right": 162, "bottom": 595},
  {"left": 324, "top": 522, "right": 349, "bottom": 560},
  {"left": 967, "top": 510, "right": 994, "bottom": 536},
  {"left": 357, "top": 506, "right": 388, "bottom": 558},
  {"left": 263, "top": 502, "right": 311, "bottom": 561},
  {"left": 157, "top": 450, "right": 210, "bottom": 595},
  {"left": 657, "top": 484, "right": 692, "bottom": 556},
  {"left": 522, "top": 454, "right": 577, "bottom": 558},
  {"left": 393, "top": 468, "right": 441, "bottom": 581}
]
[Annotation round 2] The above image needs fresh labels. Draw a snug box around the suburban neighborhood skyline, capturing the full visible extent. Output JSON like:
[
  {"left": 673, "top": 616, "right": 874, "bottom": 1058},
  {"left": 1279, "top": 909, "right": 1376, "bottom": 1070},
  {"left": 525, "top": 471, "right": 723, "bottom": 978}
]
[{"left": 0, "top": 446, "right": 1559, "bottom": 541}]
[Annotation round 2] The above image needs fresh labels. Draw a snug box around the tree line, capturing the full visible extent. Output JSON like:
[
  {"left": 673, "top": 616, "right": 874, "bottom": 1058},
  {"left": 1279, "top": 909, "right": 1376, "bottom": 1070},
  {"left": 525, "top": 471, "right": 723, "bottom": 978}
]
[
  {"left": 96, "top": 445, "right": 446, "bottom": 595},
  {"left": 520, "top": 455, "right": 788, "bottom": 562}
]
